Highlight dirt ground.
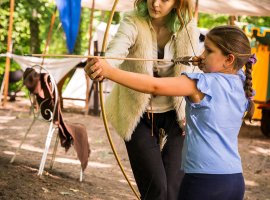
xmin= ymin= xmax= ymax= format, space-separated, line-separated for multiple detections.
xmin=0 ymin=97 xmax=269 ymax=200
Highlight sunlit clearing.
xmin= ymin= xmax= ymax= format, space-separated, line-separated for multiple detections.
xmin=8 ymin=142 xmax=44 ymax=153
xmin=0 ymin=116 xmax=16 ymax=123
xmin=88 ymin=161 xmax=112 ymax=168
xmin=6 ymin=141 xmax=112 ymax=169
xmin=245 ymin=179 xmax=259 ymax=186
xmin=119 ymin=179 xmax=136 ymax=185
xmin=249 ymin=146 xmax=270 ymax=155
xmin=55 ymin=157 xmax=112 ymax=168
xmin=0 ymin=126 xmax=24 ymax=130
xmin=3 ymin=150 xmax=15 ymax=155
xmin=55 ymin=157 xmax=81 ymax=165
xmin=244 ymin=120 xmax=261 ymax=127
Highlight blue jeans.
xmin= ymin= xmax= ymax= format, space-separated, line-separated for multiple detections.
xmin=179 ymin=173 xmax=245 ymax=200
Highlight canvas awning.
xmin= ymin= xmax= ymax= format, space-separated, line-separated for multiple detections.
xmin=81 ymin=0 xmax=270 ymax=16
xmin=198 ymin=0 xmax=270 ymax=16
xmin=0 ymin=53 xmax=83 ymax=83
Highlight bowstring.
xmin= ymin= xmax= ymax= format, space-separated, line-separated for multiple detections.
xmin=177 ymin=9 xmax=198 ymax=124
xmin=180 ymin=10 xmax=197 ymax=59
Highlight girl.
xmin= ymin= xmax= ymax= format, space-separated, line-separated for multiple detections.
xmin=85 ymin=25 xmax=255 ymax=200
xmin=90 ymin=0 xmax=200 ymax=199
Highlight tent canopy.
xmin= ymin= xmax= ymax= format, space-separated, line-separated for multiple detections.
xmin=197 ymin=0 xmax=270 ymax=16
xmin=81 ymin=0 xmax=270 ymax=16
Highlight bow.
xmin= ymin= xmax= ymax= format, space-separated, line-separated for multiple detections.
xmin=98 ymin=0 xmax=140 ymax=199
xmin=175 ymin=9 xmax=200 ymax=120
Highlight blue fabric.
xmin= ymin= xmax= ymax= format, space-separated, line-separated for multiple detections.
xmin=181 ymin=71 xmax=248 ymax=174
xmin=56 ymin=0 xmax=81 ymax=53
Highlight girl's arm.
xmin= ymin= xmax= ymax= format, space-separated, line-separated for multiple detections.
xmin=86 ymin=58 xmax=203 ymax=99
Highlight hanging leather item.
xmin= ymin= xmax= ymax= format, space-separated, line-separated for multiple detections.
xmin=23 ymin=67 xmax=90 ymax=171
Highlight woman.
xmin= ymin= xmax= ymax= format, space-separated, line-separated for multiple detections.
xmin=90 ymin=0 xmax=200 ymax=199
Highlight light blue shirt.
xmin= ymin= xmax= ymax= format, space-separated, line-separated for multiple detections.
xmin=181 ymin=70 xmax=248 ymax=174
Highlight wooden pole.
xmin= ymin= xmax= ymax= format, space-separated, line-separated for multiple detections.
xmin=2 ymin=0 xmax=15 ymax=106
xmin=41 ymin=7 xmax=57 ymax=66
xmin=87 ymin=0 xmax=95 ymax=54
xmin=85 ymin=0 xmax=95 ymax=115
xmin=194 ymin=0 xmax=199 ymax=24
xmin=228 ymin=15 xmax=237 ymax=25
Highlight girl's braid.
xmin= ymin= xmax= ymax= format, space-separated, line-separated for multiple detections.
xmin=244 ymin=61 xmax=255 ymax=121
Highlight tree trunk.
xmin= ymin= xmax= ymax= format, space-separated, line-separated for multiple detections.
xmin=74 ymin=8 xmax=82 ymax=55
xmin=29 ymin=9 xmax=41 ymax=54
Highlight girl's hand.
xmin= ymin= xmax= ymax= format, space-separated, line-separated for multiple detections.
xmin=192 ymin=56 xmax=201 ymax=66
xmin=192 ymin=56 xmax=204 ymax=71
xmin=84 ymin=58 xmax=111 ymax=81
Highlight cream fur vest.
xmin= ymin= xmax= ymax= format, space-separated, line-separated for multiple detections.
xmin=105 ymin=13 xmax=200 ymax=141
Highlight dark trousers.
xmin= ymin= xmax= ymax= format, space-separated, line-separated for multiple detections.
xmin=179 ymin=173 xmax=245 ymax=200
xmin=125 ymin=110 xmax=184 ymax=200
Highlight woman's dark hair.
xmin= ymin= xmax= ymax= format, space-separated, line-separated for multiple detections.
xmin=134 ymin=0 xmax=193 ymax=32
xmin=206 ymin=25 xmax=255 ymax=121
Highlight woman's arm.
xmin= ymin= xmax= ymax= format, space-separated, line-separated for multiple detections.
xmin=86 ymin=58 xmax=201 ymax=98
xmin=105 ymin=13 xmax=138 ymax=67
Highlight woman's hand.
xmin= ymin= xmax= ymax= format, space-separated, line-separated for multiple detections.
xmin=84 ymin=58 xmax=111 ymax=81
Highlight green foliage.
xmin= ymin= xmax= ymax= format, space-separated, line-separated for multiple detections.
xmin=198 ymin=13 xmax=270 ymax=30
xmin=98 ymin=11 xmax=121 ymax=24
xmin=239 ymin=16 xmax=270 ymax=27
xmin=0 ymin=0 xmax=56 ymax=67
xmin=198 ymin=13 xmax=229 ymax=29
xmin=0 ymin=0 xmax=57 ymax=92
xmin=73 ymin=9 xmax=121 ymax=55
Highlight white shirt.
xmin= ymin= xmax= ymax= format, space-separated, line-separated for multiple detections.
xmin=147 ymin=21 xmax=176 ymax=113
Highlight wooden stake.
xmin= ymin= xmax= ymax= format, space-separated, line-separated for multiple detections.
xmin=3 ymin=0 xmax=15 ymax=106
xmin=41 ymin=8 xmax=57 ymax=66
xmin=194 ymin=0 xmax=199 ymax=24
